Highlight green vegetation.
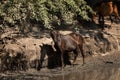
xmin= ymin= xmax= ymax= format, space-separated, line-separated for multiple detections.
xmin=0 ymin=0 xmax=93 ymax=32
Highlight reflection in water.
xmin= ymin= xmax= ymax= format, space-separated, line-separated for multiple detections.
xmin=1 ymin=64 xmax=120 ymax=80
xmin=52 ymin=65 xmax=120 ymax=80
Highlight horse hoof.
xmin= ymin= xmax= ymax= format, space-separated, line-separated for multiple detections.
xmin=72 ymin=64 xmax=75 ymax=67
xmin=82 ymin=63 xmax=85 ymax=66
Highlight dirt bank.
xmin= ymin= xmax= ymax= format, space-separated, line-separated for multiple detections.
xmin=0 ymin=20 xmax=120 ymax=80
xmin=0 ymin=51 xmax=120 ymax=80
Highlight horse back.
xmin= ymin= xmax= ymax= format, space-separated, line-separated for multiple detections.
xmin=69 ymin=33 xmax=84 ymax=45
xmin=96 ymin=1 xmax=113 ymax=16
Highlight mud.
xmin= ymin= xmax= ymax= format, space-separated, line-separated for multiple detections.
xmin=0 ymin=50 xmax=120 ymax=80
xmin=0 ymin=18 xmax=120 ymax=80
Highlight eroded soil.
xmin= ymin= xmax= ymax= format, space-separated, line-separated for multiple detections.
xmin=0 ymin=20 xmax=120 ymax=80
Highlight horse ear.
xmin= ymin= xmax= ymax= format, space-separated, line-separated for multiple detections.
xmin=50 ymin=30 xmax=53 ymax=36
xmin=49 ymin=28 xmax=54 ymax=34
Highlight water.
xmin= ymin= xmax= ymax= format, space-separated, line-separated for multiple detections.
xmin=52 ymin=64 xmax=120 ymax=80
xmin=0 ymin=64 xmax=120 ymax=80
xmin=1 ymin=53 xmax=120 ymax=80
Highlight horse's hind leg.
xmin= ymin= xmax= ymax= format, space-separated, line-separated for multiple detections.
xmin=72 ymin=49 xmax=79 ymax=65
xmin=99 ymin=14 xmax=104 ymax=30
xmin=109 ymin=15 xmax=113 ymax=29
xmin=79 ymin=46 xmax=85 ymax=65
xmin=37 ymin=51 xmax=46 ymax=70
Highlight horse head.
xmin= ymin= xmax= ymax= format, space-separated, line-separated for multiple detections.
xmin=50 ymin=30 xmax=61 ymax=43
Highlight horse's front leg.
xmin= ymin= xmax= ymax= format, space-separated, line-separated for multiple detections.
xmin=61 ymin=52 xmax=65 ymax=70
xmin=37 ymin=51 xmax=46 ymax=70
xmin=99 ymin=14 xmax=104 ymax=30
xmin=108 ymin=15 xmax=113 ymax=28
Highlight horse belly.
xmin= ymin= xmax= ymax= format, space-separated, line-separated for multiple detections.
xmin=101 ymin=4 xmax=113 ymax=16
xmin=65 ymin=42 xmax=76 ymax=51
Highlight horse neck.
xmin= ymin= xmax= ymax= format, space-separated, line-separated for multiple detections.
xmin=53 ymin=33 xmax=62 ymax=49
xmin=54 ymin=33 xmax=62 ymax=42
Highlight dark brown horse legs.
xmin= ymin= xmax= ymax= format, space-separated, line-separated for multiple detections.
xmin=109 ymin=16 xmax=113 ymax=28
xmin=50 ymin=30 xmax=85 ymax=70
xmin=99 ymin=15 xmax=104 ymax=30
xmin=80 ymin=46 xmax=85 ymax=65
xmin=72 ymin=46 xmax=85 ymax=65
xmin=72 ymin=50 xmax=78 ymax=64
xmin=61 ymin=52 xmax=65 ymax=70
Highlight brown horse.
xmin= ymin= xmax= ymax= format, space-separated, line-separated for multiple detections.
xmin=50 ymin=30 xmax=85 ymax=69
xmin=37 ymin=44 xmax=70 ymax=70
xmin=93 ymin=1 xmax=120 ymax=30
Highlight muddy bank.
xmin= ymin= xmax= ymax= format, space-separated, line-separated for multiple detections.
xmin=0 ymin=51 xmax=120 ymax=80
xmin=0 ymin=21 xmax=120 ymax=80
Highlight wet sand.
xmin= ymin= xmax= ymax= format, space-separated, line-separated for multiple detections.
xmin=0 ymin=51 xmax=120 ymax=80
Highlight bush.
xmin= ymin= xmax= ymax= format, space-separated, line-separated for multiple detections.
xmin=0 ymin=0 xmax=93 ymax=31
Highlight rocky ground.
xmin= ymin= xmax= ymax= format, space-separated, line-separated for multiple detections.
xmin=0 ymin=19 xmax=120 ymax=80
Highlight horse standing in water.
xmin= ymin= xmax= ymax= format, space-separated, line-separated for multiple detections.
xmin=50 ymin=30 xmax=85 ymax=69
